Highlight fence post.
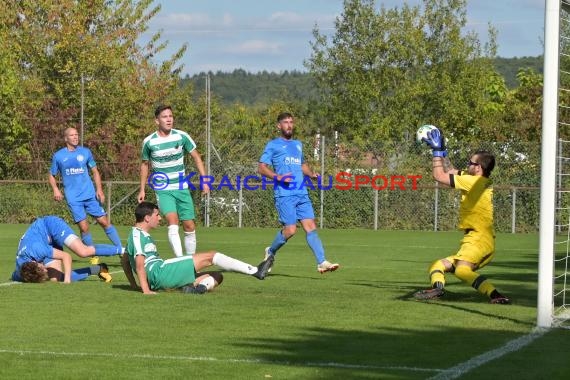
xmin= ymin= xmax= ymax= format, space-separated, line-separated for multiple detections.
xmin=320 ymin=135 xmax=325 ymax=229
xmin=238 ymin=186 xmax=243 ymax=228
xmin=374 ymin=188 xmax=379 ymax=230
xmin=106 ymin=182 xmax=112 ymax=224
xmin=511 ymin=187 xmax=517 ymax=234
xmin=434 ymin=182 xmax=439 ymax=231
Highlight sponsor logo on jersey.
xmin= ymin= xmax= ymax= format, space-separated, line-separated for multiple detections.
xmin=284 ymin=156 xmax=301 ymax=165
xmin=65 ymin=167 xmax=86 ymax=175
xmin=144 ymin=243 xmax=157 ymax=253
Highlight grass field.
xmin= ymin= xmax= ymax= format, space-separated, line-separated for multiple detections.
xmin=1 ymin=224 xmax=569 ymax=379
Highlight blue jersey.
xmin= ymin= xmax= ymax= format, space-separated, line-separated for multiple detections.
xmin=14 ymin=216 xmax=76 ymax=276
xmin=260 ymin=138 xmax=307 ymax=197
xmin=50 ymin=146 xmax=97 ymax=201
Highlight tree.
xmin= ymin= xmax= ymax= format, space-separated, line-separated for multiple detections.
xmin=0 ymin=0 xmax=186 ymax=179
xmin=306 ymin=0 xmax=498 ymax=145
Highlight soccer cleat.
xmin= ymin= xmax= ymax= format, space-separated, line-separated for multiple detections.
xmin=317 ymin=260 xmax=339 ymax=274
xmin=490 ymin=295 xmax=511 ymax=304
xmin=413 ymin=287 xmax=444 ymax=300
xmin=264 ymin=247 xmax=274 ymax=273
xmin=252 ymin=255 xmax=274 ymax=280
xmin=97 ymin=263 xmax=112 ymax=283
xmin=182 ymin=284 xmax=208 ymax=295
xmin=90 ymin=256 xmax=100 ymax=265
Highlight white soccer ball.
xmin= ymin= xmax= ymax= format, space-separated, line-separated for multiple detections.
xmin=416 ymin=124 xmax=437 ymax=144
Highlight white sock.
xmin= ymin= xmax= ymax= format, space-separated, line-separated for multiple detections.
xmin=184 ymin=231 xmax=196 ymax=255
xmin=198 ymin=276 xmax=216 ymax=291
xmin=167 ymin=225 xmax=183 ymax=257
xmin=212 ymin=252 xmax=257 ymax=275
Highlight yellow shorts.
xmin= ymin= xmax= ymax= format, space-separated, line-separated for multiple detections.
xmin=444 ymin=230 xmax=495 ymax=269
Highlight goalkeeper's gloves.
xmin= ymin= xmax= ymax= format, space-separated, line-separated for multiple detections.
xmin=423 ymin=128 xmax=447 ymax=157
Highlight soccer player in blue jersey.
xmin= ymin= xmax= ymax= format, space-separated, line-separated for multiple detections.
xmin=48 ymin=127 xmax=123 ymax=264
xmin=254 ymin=112 xmax=339 ymax=279
xmin=11 ymin=216 xmax=122 ymax=283
xmin=19 ymin=261 xmax=111 ymax=283
xmin=137 ymin=105 xmax=210 ymax=257
xmin=414 ymin=127 xmax=510 ymax=304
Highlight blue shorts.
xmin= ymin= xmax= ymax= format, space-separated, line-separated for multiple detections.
xmin=67 ymin=198 xmax=106 ymax=223
xmin=275 ymin=194 xmax=315 ymax=226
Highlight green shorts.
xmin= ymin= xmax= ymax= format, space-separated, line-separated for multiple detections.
xmin=156 ymin=189 xmax=195 ymax=221
xmin=149 ymin=256 xmax=197 ymax=290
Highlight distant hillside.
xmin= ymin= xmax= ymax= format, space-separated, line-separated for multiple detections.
xmin=183 ymin=56 xmax=543 ymax=105
xmin=494 ymin=56 xmax=543 ymax=88
xmin=182 ymin=69 xmax=319 ymax=106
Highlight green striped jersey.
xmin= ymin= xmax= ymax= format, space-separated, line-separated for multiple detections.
xmin=141 ymin=129 xmax=196 ymax=190
xmin=126 ymin=227 xmax=164 ymax=275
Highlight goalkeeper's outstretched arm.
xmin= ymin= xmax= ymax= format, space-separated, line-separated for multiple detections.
xmin=432 ymin=156 xmax=459 ymax=186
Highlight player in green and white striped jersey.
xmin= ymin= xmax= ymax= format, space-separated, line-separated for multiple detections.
xmin=121 ymin=202 xmax=260 ymax=294
xmin=138 ymin=105 xmax=210 ymax=257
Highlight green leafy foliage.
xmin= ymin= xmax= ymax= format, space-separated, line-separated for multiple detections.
xmin=0 ymin=0 xmax=185 ymax=179
xmin=307 ymin=0 xmax=501 ymax=143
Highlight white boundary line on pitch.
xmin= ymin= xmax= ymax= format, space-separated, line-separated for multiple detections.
xmin=0 ymin=281 xmax=21 ymax=287
xmin=0 ymin=348 xmax=443 ymax=374
xmin=427 ymin=328 xmax=547 ymax=380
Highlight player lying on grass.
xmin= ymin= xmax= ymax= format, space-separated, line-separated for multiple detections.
xmin=19 ymin=261 xmax=112 ymax=283
xmin=121 ymin=201 xmax=261 ymax=295
xmin=11 ymin=215 xmax=123 ymax=283
xmin=414 ymin=126 xmax=510 ymax=304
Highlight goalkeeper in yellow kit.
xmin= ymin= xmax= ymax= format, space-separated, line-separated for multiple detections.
xmin=414 ymin=127 xmax=510 ymax=304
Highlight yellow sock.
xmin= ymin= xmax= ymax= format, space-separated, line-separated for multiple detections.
xmin=455 ymin=265 xmax=496 ymax=297
xmin=428 ymin=260 xmax=446 ymax=288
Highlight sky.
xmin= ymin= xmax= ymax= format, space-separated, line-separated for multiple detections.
xmin=139 ymin=0 xmax=546 ymax=76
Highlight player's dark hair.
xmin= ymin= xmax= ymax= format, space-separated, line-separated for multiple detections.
xmin=277 ymin=112 xmax=293 ymax=123
xmin=135 ymin=201 xmax=159 ymax=222
xmin=20 ymin=261 xmax=49 ymax=283
xmin=154 ymin=105 xmax=172 ymax=118
xmin=474 ymin=150 xmax=495 ymax=178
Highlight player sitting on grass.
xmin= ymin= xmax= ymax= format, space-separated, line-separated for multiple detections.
xmin=11 ymin=215 xmax=122 ymax=283
xmin=19 ymin=261 xmax=112 ymax=283
xmin=414 ymin=126 xmax=510 ymax=304
xmin=121 ymin=201 xmax=262 ymax=295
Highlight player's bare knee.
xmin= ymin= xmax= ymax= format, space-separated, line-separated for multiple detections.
xmin=97 ymin=217 xmax=111 ymax=228
xmin=76 ymin=246 xmax=96 ymax=258
xmin=283 ymin=226 xmax=297 ymax=237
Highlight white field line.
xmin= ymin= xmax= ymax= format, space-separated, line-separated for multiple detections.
xmin=0 ymin=348 xmax=443 ymax=374
xmin=427 ymin=328 xmax=547 ymax=380
xmin=0 ymin=281 xmax=21 ymax=287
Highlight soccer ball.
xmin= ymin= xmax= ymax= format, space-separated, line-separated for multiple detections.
xmin=416 ymin=124 xmax=437 ymax=144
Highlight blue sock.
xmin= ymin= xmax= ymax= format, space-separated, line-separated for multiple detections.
xmin=70 ymin=267 xmax=91 ymax=282
xmin=81 ymin=232 xmax=94 ymax=246
xmin=94 ymin=244 xmax=122 ymax=256
xmin=269 ymin=231 xmax=287 ymax=256
xmin=105 ymin=225 xmax=122 ymax=248
xmin=306 ymin=230 xmax=325 ymax=264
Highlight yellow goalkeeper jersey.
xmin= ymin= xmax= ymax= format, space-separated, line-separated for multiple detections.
xmin=452 ymin=173 xmax=494 ymax=235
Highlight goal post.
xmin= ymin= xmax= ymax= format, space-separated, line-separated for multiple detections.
xmin=537 ymin=0 xmax=561 ymax=328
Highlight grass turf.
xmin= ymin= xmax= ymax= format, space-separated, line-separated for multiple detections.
xmin=0 ymin=224 xmax=568 ymax=379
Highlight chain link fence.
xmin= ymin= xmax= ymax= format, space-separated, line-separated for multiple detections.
xmin=0 ymin=136 xmax=540 ymax=232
